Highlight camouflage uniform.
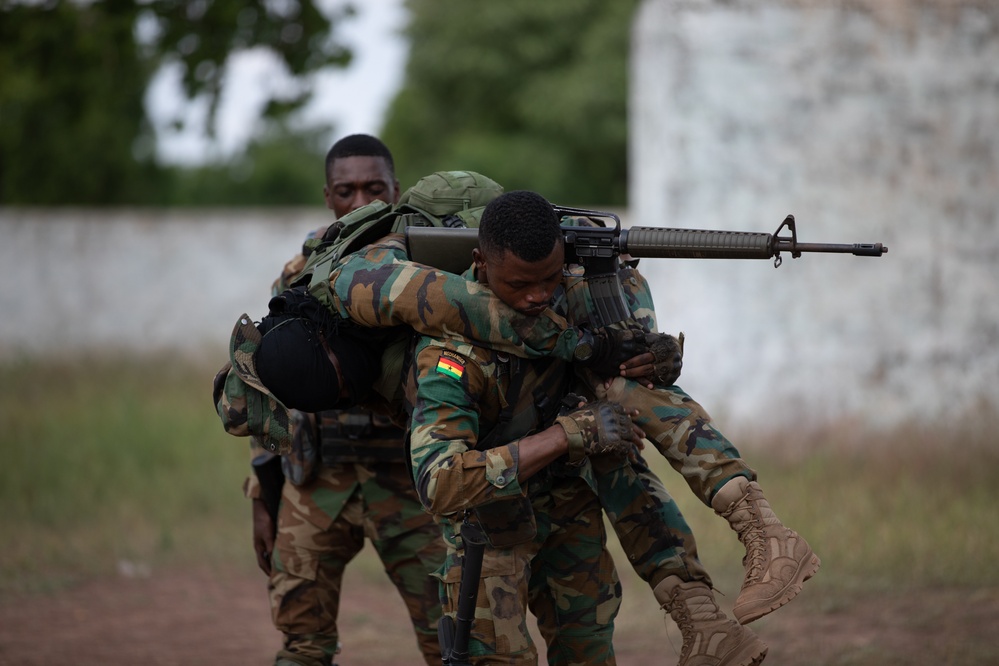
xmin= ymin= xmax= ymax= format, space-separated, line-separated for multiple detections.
xmin=327 ymin=238 xmax=581 ymax=362
xmin=565 ymin=262 xmax=756 ymax=507
xmin=257 ymin=412 xmax=441 ymax=666
xmin=327 ymin=236 xmax=716 ymax=590
xmin=323 ymin=227 xmax=752 ymax=510
xmin=250 ymin=235 xmax=446 ymax=666
xmin=408 ymin=334 xmax=621 ymax=665
xmin=382 ymin=248 xmax=710 ymax=663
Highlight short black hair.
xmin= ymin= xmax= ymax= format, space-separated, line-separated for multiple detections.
xmin=324 ymin=134 xmax=395 ymax=181
xmin=479 ymin=190 xmax=561 ymax=263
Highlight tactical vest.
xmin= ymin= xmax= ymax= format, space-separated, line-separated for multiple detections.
xmin=281 ymin=407 xmax=408 ymax=485
xmin=318 ymin=408 xmax=406 ymax=465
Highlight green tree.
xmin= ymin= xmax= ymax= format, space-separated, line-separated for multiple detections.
xmin=0 ymin=0 xmax=351 ymax=205
xmin=165 ymin=127 xmax=328 ymax=206
xmin=382 ymin=0 xmax=639 ymax=206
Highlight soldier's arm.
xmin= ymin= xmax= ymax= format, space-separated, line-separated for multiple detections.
xmin=408 ymin=341 xmax=570 ymax=516
xmin=408 ymin=340 xmax=525 ymax=516
xmin=328 ymin=235 xmax=581 ymax=362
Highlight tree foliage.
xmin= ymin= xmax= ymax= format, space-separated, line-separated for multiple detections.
xmin=381 ymin=0 xmax=639 ymax=207
xmin=0 ymin=0 xmax=351 ymax=205
xmin=164 ymin=127 xmax=328 ymax=206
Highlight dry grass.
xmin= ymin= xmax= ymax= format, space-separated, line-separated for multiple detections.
xmin=2 ymin=358 xmax=997 ymax=598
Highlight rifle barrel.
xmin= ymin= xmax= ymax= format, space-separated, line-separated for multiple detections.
xmin=622 ymin=227 xmax=887 ymax=259
xmin=778 ymin=241 xmax=887 ymax=256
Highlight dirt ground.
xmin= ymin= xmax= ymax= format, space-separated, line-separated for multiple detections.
xmin=1 ymin=563 xmax=997 ymax=666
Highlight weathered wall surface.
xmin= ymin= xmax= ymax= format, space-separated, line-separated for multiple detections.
xmin=0 ymin=210 xmax=323 ymax=365
xmin=630 ymin=0 xmax=999 ymax=430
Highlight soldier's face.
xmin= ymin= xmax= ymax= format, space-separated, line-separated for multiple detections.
xmin=474 ymin=243 xmax=564 ymax=317
xmin=323 ymin=156 xmax=400 ymax=218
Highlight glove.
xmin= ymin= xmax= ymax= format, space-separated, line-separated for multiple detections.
xmin=573 ymin=325 xmax=650 ymax=378
xmin=646 ymin=331 xmax=684 ymax=386
xmin=555 ymin=399 xmax=636 ymax=463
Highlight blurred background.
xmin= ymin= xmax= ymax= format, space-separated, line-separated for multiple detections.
xmin=1 ymin=0 xmax=998 ymax=664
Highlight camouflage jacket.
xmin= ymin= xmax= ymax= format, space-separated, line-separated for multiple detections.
xmin=408 ymin=331 xmax=572 ymax=549
xmin=326 ymin=234 xmax=581 ymax=361
xmin=403 ymin=255 xmax=583 ymax=539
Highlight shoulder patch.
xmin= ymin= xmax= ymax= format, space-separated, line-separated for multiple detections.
xmin=436 ymin=350 xmax=467 ymax=380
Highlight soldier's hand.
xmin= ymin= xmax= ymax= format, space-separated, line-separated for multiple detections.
xmin=616 ymin=351 xmax=657 ymax=389
xmin=556 ymin=399 xmax=642 ymax=463
xmin=647 ymin=331 xmax=684 ymax=386
xmin=252 ymin=498 xmax=276 ymax=575
xmin=573 ymin=325 xmax=651 ymax=378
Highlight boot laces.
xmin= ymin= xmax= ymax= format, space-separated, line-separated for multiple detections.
xmin=666 ymin=593 xmax=695 ymax=661
xmin=732 ymin=503 xmax=768 ymax=581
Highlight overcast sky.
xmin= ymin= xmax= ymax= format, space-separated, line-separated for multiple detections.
xmin=146 ymin=0 xmax=409 ymax=165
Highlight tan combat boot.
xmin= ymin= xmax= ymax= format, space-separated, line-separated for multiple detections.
xmin=654 ymin=576 xmax=768 ymax=665
xmin=712 ymin=476 xmax=821 ymax=624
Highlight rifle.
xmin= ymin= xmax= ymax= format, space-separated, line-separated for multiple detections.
xmin=406 ymin=210 xmax=887 ymax=325
xmin=439 ymin=519 xmax=488 ymax=666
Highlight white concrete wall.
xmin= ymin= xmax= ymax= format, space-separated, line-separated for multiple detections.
xmin=631 ymin=0 xmax=999 ymax=430
xmin=0 ymin=209 xmax=324 ymax=365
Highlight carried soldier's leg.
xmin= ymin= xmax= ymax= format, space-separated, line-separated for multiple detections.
xmin=270 ymin=478 xmax=366 ymax=666
xmin=590 ymin=452 xmax=768 ymax=665
xmin=361 ymin=465 xmax=447 ymax=666
xmin=599 ymin=377 xmax=820 ymax=625
xmin=710 ymin=475 xmax=820 ymax=624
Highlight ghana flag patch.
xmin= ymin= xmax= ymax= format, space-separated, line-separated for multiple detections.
xmin=436 ymin=351 xmax=466 ymax=380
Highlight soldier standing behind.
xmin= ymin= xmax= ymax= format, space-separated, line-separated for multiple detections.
xmin=244 ymin=134 xmax=445 ymax=666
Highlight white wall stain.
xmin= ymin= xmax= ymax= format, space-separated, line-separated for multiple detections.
xmin=630 ymin=0 xmax=998 ymax=430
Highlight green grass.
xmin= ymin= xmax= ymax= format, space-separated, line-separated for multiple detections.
xmin=3 ymin=358 xmax=998 ymax=603
xmin=0 ymin=357 xmax=254 ymax=595
xmin=627 ymin=414 xmax=999 ymax=597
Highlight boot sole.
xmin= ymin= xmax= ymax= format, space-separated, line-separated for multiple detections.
xmin=727 ymin=634 xmax=769 ymax=665
xmin=735 ymin=549 xmax=821 ymax=625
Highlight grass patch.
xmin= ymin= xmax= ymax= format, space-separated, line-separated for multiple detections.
xmin=1 ymin=357 xmax=254 ymax=596
xmin=3 ymin=357 xmax=998 ymax=605
xmin=611 ymin=408 xmax=999 ymax=599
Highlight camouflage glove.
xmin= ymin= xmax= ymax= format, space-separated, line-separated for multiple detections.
xmin=646 ymin=331 xmax=685 ymax=386
xmin=573 ymin=325 xmax=650 ymax=378
xmin=555 ymin=397 xmax=636 ymax=463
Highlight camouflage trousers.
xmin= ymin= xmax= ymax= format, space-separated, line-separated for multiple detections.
xmin=573 ymin=451 xmax=713 ymax=590
xmin=593 ymin=376 xmax=755 ymax=507
xmin=269 ymin=462 xmax=445 ymax=666
xmin=437 ymin=477 xmax=621 ymax=665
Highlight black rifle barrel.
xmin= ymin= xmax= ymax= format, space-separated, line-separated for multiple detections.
xmin=620 ymin=227 xmax=887 ymax=259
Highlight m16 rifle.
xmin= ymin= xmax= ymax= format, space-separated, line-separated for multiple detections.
xmin=406 ymin=210 xmax=887 ymax=326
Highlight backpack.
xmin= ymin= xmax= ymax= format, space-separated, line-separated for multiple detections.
xmin=393 ymin=169 xmax=505 ymax=229
xmin=290 ymin=170 xmax=504 ymax=309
